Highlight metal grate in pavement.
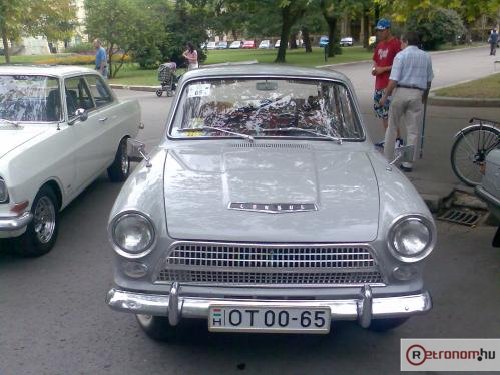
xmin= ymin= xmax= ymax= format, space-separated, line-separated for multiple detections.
xmin=437 ymin=208 xmax=482 ymax=226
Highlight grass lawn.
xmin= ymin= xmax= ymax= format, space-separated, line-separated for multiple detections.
xmin=434 ymin=73 xmax=500 ymax=99
xmin=0 ymin=47 xmax=371 ymax=86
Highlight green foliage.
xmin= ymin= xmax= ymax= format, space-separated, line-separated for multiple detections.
xmin=159 ymin=1 xmax=208 ymax=67
xmin=65 ymin=42 xmax=94 ymax=53
xmin=134 ymin=45 xmax=163 ymax=69
xmin=0 ymin=0 xmax=76 ymax=63
xmin=406 ymin=7 xmax=466 ymax=50
xmin=84 ymin=0 xmax=166 ymax=77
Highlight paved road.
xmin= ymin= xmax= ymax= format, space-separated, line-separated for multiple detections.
xmin=1 ymin=46 xmax=499 ymax=375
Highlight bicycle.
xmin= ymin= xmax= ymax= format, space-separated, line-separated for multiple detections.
xmin=450 ymin=117 xmax=500 ymax=186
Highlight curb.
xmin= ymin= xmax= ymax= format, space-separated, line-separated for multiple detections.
xmin=428 ymin=94 xmax=500 ymax=107
xmin=109 ymin=84 xmax=158 ymax=92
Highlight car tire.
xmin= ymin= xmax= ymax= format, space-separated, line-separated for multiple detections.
xmin=107 ymin=137 xmax=130 ymax=182
xmin=14 ymin=185 xmax=59 ymax=257
xmin=368 ymin=317 xmax=409 ymax=332
xmin=136 ymin=314 xmax=180 ymax=341
xmin=155 ymin=89 xmax=163 ymax=97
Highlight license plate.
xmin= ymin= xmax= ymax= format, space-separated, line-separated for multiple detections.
xmin=208 ymin=306 xmax=331 ymax=334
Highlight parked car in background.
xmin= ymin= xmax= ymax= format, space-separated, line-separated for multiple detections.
xmin=216 ymin=41 xmax=228 ymax=49
xmin=340 ymin=37 xmax=354 ymax=47
xmin=369 ymin=36 xmax=377 ymax=46
xmin=274 ymin=39 xmax=283 ymax=48
xmin=242 ymin=40 xmax=256 ymax=49
xmin=229 ymin=41 xmax=242 ymax=49
xmin=106 ymin=64 xmax=437 ymax=342
xmin=0 ymin=65 xmax=141 ymax=257
xmin=319 ymin=35 xmax=329 ymax=47
xmin=475 ymin=148 xmax=500 ymax=247
xmin=259 ymin=40 xmax=271 ymax=49
xmin=206 ymin=41 xmax=217 ymax=50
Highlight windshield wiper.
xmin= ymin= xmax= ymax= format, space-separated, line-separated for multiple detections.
xmin=177 ymin=125 xmax=254 ymax=142
xmin=261 ymin=127 xmax=342 ymax=144
xmin=0 ymin=118 xmax=20 ymax=127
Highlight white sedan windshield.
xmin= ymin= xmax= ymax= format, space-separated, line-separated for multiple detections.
xmin=170 ymin=78 xmax=363 ymax=140
xmin=0 ymin=75 xmax=61 ymax=122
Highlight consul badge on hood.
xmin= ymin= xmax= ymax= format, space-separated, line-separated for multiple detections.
xmin=228 ymin=202 xmax=318 ymax=213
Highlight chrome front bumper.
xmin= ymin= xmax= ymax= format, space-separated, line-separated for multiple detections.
xmin=106 ymin=283 xmax=432 ymax=329
xmin=0 ymin=212 xmax=32 ymax=233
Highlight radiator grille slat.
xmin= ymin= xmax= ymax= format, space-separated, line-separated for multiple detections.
xmin=155 ymin=243 xmax=384 ymax=286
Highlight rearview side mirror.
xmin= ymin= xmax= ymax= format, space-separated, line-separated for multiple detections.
xmin=68 ymin=108 xmax=88 ymax=125
xmin=127 ymin=138 xmax=151 ymax=167
xmin=390 ymin=144 xmax=415 ymax=165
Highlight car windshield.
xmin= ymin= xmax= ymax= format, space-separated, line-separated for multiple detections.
xmin=169 ymin=78 xmax=364 ymax=140
xmin=0 ymin=75 xmax=61 ymax=122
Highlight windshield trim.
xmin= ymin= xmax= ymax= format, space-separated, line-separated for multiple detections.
xmin=165 ymin=74 xmax=366 ymax=142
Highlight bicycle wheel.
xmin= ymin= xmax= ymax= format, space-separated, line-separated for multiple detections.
xmin=450 ymin=124 xmax=500 ymax=186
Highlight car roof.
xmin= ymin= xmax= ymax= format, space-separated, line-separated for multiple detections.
xmin=0 ymin=65 xmax=97 ymax=78
xmin=181 ymin=63 xmax=351 ymax=83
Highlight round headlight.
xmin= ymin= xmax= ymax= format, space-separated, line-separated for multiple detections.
xmin=388 ymin=215 xmax=435 ymax=262
xmin=112 ymin=213 xmax=155 ymax=257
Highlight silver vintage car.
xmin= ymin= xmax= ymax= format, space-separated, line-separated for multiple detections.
xmin=106 ymin=64 xmax=436 ymax=340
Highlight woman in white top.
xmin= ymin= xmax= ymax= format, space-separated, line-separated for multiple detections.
xmin=182 ymin=42 xmax=198 ymax=70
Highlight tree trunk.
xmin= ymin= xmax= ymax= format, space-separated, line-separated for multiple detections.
xmin=108 ymin=46 xmax=113 ymax=78
xmin=275 ymin=6 xmax=293 ymax=63
xmin=290 ymin=32 xmax=298 ymax=49
xmin=362 ymin=6 xmax=370 ymax=49
xmin=231 ymin=29 xmax=237 ymax=41
xmin=302 ymin=26 xmax=312 ymax=53
xmin=326 ymin=18 xmax=340 ymax=57
xmin=1 ymin=24 xmax=10 ymax=64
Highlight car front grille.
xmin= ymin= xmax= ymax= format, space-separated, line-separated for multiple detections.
xmin=155 ymin=242 xmax=385 ymax=286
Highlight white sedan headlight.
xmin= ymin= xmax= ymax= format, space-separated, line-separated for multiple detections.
xmin=110 ymin=212 xmax=155 ymax=258
xmin=388 ymin=215 xmax=436 ymax=262
xmin=0 ymin=178 xmax=8 ymax=203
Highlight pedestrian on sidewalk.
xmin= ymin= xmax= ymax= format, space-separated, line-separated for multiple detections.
xmin=182 ymin=42 xmax=199 ymax=70
xmin=488 ymin=29 xmax=498 ymax=56
xmin=379 ymin=31 xmax=434 ymax=172
xmin=93 ymin=39 xmax=108 ymax=79
xmin=371 ymin=18 xmax=402 ymax=148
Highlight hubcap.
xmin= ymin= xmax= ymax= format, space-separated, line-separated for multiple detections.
xmin=33 ymin=196 xmax=56 ymax=244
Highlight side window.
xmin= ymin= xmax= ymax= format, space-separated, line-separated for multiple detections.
xmin=85 ymin=75 xmax=113 ymax=108
xmin=64 ymin=76 xmax=95 ymax=118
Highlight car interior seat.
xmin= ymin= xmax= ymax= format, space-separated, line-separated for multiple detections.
xmin=46 ymin=89 xmax=61 ymax=121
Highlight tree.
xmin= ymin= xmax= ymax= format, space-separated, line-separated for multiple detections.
xmin=0 ymin=0 xmax=76 ymax=63
xmin=276 ymin=0 xmax=309 ymax=63
xmin=320 ymin=0 xmax=342 ymax=57
xmin=406 ymin=7 xmax=466 ymax=50
xmin=85 ymin=0 xmax=165 ymax=77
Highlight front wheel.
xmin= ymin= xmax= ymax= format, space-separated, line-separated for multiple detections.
xmin=14 ymin=186 xmax=59 ymax=257
xmin=107 ymin=137 xmax=130 ymax=182
xmin=155 ymin=89 xmax=163 ymax=97
xmin=450 ymin=124 xmax=500 ymax=186
xmin=136 ymin=315 xmax=180 ymax=342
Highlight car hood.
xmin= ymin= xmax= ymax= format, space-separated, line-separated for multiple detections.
xmin=0 ymin=128 xmax=46 ymax=159
xmin=164 ymin=145 xmax=379 ymax=242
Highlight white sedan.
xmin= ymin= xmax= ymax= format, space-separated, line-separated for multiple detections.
xmin=0 ymin=66 xmax=141 ymax=256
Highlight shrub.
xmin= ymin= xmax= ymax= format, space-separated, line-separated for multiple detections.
xmin=406 ymin=7 xmax=465 ymax=50
xmin=35 ymin=53 xmax=132 ymax=65
xmin=65 ymin=42 xmax=94 ymax=54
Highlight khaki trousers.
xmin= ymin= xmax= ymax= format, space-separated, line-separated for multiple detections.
xmin=384 ymin=87 xmax=424 ymax=166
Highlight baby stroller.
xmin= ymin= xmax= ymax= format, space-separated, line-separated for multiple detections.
xmin=156 ymin=62 xmax=178 ymax=97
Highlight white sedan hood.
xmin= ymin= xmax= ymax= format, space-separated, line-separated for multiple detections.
xmin=164 ymin=145 xmax=380 ymax=242
xmin=0 ymin=128 xmax=46 ymax=159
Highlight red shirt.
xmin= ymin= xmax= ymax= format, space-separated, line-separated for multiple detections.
xmin=373 ymin=38 xmax=401 ymax=90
